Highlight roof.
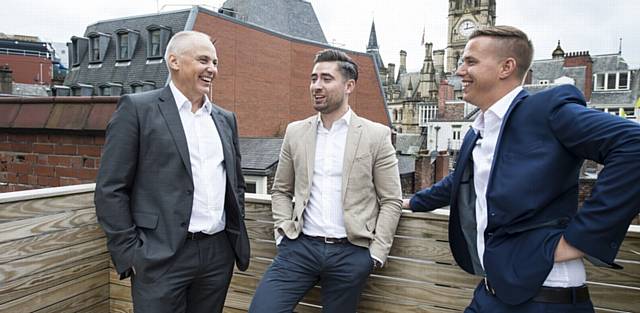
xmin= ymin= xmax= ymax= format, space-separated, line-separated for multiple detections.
xmin=221 ymin=0 xmax=326 ymax=43
xmin=63 ymin=9 xmax=192 ymax=94
xmin=395 ymin=133 xmax=422 ymax=155
xmin=239 ymin=137 xmax=283 ymax=174
xmin=398 ymin=154 xmax=415 ymax=175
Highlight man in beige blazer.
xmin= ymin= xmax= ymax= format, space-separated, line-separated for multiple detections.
xmin=248 ymin=49 xmax=402 ymax=313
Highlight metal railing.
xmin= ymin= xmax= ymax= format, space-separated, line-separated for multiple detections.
xmin=0 ymin=47 xmax=51 ymax=59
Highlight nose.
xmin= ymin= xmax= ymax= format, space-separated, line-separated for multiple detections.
xmin=310 ymin=79 xmax=322 ymax=90
xmin=455 ymin=61 xmax=466 ymax=77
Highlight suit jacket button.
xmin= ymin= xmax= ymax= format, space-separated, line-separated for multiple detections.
xmin=610 ymin=242 xmax=618 ymax=249
xmin=186 ymin=190 xmax=193 ymax=195
xmin=181 ymin=222 xmax=187 ymax=227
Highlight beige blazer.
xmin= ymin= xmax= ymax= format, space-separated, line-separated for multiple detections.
xmin=271 ymin=112 xmax=403 ymax=263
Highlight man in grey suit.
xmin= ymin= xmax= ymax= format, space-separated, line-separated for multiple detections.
xmin=248 ymin=49 xmax=403 ymax=312
xmin=95 ymin=30 xmax=249 ymax=313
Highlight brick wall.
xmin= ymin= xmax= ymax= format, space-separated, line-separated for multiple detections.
xmin=193 ymin=12 xmax=390 ymax=137
xmin=0 ymin=54 xmax=53 ymax=85
xmin=0 ymin=131 xmax=102 ymax=192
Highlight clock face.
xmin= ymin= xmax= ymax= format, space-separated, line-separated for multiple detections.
xmin=458 ymin=20 xmax=477 ymax=37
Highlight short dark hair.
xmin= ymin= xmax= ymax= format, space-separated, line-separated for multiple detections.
xmin=469 ymin=25 xmax=534 ymax=79
xmin=313 ymin=49 xmax=359 ymax=81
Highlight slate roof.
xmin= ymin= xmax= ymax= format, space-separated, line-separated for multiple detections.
xmin=398 ymin=154 xmax=416 ymax=175
xmin=63 ymin=9 xmax=192 ymax=94
xmin=221 ymin=0 xmax=326 ymax=43
xmin=239 ymin=137 xmax=283 ymax=174
xmin=395 ymin=133 xmax=422 ymax=155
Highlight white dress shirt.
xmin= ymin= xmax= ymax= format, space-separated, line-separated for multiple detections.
xmin=302 ymin=109 xmax=352 ymax=239
xmin=170 ymin=82 xmax=227 ymax=235
xmin=471 ymin=85 xmax=585 ymax=287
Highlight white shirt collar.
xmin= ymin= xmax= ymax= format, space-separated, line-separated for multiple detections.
xmin=472 ymin=86 xmax=523 ymax=134
xmin=169 ymin=81 xmax=212 ymax=114
xmin=317 ymin=107 xmax=352 ymax=129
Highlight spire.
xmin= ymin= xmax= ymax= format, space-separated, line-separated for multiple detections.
xmin=552 ymin=40 xmax=565 ymax=59
xmin=367 ymin=20 xmax=379 ymax=50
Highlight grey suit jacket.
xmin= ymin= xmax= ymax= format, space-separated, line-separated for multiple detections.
xmin=95 ymin=86 xmax=249 ymax=283
xmin=271 ymin=112 xmax=403 ymax=263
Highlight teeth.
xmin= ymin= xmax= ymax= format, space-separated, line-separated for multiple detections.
xmin=200 ymin=76 xmax=212 ymax=82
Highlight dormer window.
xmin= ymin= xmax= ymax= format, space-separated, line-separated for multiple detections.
xmin=115 ymin=29 xmax=140 ymax=62
xmin=87 ymin=32 xmax=111 ymax=64
xmin=146 ymin=25 xmax=171 ymax=59
xmin=69 ymin=36 xmax=89 ymax=67
xmin=130 ymin=81 xmax=156 ymax=93
xmin=594 ymin=71 xmax=631 ymax=91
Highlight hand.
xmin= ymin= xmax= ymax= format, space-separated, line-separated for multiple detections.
xmin=402 ymin=198 xmax=411 ymax=209
xmin=371 ymin=259 xmax=382 ymax=271
xmin=554 ymin=236 xmax=585 ymax=262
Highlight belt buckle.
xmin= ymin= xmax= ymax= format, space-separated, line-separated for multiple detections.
xmin=324 ymin=237 xmax=335 ymax=244
xmin=484 ymin=277 xmax=496 ymax=295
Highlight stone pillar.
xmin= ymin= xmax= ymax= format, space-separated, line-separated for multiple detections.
xmin=435 ymin=151 xmax=450 ymax=182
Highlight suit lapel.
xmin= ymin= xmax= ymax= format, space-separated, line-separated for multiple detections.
xmin=341 ymin=113 xmax=363 ymax=203
xmin=157 ymin=86 xmax=192 ymax=178
xmin=487 ymin=89 xmax=529 ymax=190
xmin=304 ymin=115 xmax=319 ymax=191
xmin=210 ymin=105 xmax=234 ymax=175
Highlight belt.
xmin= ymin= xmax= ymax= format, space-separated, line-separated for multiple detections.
xmin=483 ymin=278 xmax=590 ymax=304
xmin=186 ymin=232 xmax=215 ymax=240
xmin=303 ymin=234 xmax=349 ymax=244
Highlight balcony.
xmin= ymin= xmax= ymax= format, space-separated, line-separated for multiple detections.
xmin=1 ymin=184 xmax=639 ymax=312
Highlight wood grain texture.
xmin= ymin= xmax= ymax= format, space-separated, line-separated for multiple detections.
xmin=0 ymin=269 xmax=108 ymax=313
xmin=0 ymin=193 xmax=94 ymax=222
xmin=0 ymin=253 xmax=109 ymax=305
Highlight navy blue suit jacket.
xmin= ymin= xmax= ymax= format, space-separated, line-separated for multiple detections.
xmin=410 ymin=84 xmax=640 ymax=305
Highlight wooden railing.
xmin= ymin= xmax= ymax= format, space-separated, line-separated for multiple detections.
xmin=1 ymin=185 xmax=639 ymax=312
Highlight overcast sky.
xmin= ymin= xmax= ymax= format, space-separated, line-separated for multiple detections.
xmin=2 ymin=0 xmax=638 ymax=71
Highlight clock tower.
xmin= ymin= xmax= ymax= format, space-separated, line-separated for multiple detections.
xmin=445 ymin=0 xmax=496 ymax=73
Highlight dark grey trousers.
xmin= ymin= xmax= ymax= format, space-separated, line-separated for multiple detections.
xmin=131 ymin=231 xmax=235 ymax=313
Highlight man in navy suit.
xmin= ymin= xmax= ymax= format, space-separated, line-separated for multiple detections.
xmin=404 ymin=25 xmax=640 ymax=312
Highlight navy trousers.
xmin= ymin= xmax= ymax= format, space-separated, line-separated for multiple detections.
xmin=248 ymin=235 xmax=372 ymax=313
xmin=464 ymin=280 xmax=595 ymax=313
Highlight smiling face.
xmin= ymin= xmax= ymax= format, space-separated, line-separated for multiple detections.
xmin=168 ymin=35 xmax=217 ymax=106
xmin=455 ymin=36 xmax=508 ymax=111
xmin=309 ymin=61 xmax=354 ymax=115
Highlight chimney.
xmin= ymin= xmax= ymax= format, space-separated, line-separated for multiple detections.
xmin=0 ymin=65 xmax=13 ymax=94
xmin=438 ymin=80 xmax=454 ymax=119
xmin=387 ymin=63 xmax=396 ymax=85
xmin=564 ymin=51 xmax=593 ymax=101
xmin=398 ymin=50 xmax=407 ymax=74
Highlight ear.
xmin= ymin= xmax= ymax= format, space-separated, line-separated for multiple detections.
xmin=344 ymin=79 xmax=356 ymax=95
xmin=498 ymin=57 xmax=517 ymax=80
xmin=168 ymin=54 xmax=180 ymax=71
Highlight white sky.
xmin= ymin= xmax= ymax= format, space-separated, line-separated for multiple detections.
xmin=2 ymin=0 xmax=638 ymax=72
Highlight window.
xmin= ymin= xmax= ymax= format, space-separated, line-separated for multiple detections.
xmin=69 ymin=36 xmax=88 ymax=67
xmin=594 ymin=71 xmax=631 ymax=91
xmin=452 ymin=125 xmax=462 ymax=140
xmin=246 ymin=182 xmax=257 ymax=194
xmin=146 ymin=25 xmax=171 ymax=59
xmin=131 ymin=84 xmax=143 ymax=94
xmin=393 ymin=109 xmax=398 ymax=121
xmin=100 ymin=85 xmax=111 ymax=96
xmin=118 ymin=33 xmax=128 ymax=59
xmin=90 ymin=36 xmax=100 ymax=62
xmin=87 ymin=32 xmax=111 ymax=64
xmin=619 ymin=72 xmax=629 ymax=89
xmin=150 ymin=30 xmax=161 ymax=57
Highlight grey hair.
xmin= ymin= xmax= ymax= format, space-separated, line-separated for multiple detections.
xmin=164 ymin=31 xmax=214 ymax=70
